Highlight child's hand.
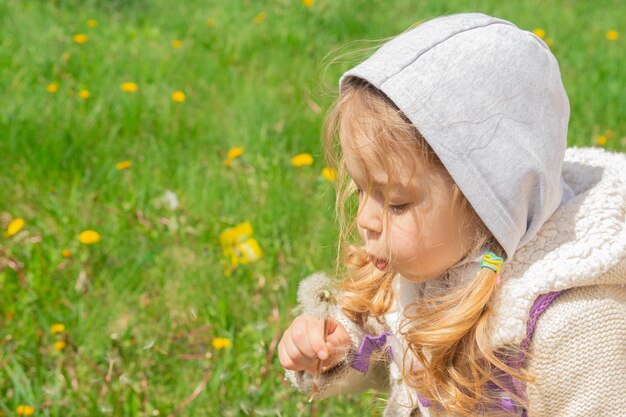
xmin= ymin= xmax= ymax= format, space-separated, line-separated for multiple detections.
xmin=278 ymin=315 xmax=351 ymax=373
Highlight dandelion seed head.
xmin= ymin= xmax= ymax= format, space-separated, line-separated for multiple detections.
xmin=297 ymin=273 xmax=337 ymax=317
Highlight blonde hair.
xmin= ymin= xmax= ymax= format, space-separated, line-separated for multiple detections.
xmin=322 ymin=77 xmax=533 ymax=415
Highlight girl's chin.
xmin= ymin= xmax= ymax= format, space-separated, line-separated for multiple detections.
xmin=401 ymin=271 xmax=439 ymax=283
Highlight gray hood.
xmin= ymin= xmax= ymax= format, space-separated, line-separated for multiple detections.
xmin=340 ymin=13 xmax=575 ymax=259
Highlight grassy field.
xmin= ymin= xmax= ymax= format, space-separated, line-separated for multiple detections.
xmin=0 ymin=0 xmax=624 ymax=416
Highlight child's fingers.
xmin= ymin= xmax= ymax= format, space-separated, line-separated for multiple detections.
xmin=278 ymin=316 xmax=351 ymax=373
xmin=281 ymin=331 xmax=315 ymax=369
xmin=289 ymin=315 xmax=330 ymax=359
xmin=278 ymin=336 xmax=307 ymax=371
xmin=325 ymin=319 xmax=351 ymax=349
xmin=303 ymin=316 xmax=331 ymax=360
xmin=278 ymin=333 xmax=314 ymax=371
xmin=289 ymin=317 xmax=322 ymax=358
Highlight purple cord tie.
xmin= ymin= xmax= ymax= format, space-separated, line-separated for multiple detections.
xmin=350 ymin=332 xmax=393 ymax=374
xmin=418 ymin=395 xmax=432 ymax=407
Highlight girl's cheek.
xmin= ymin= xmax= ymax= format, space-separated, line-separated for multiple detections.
xmin=357 ymin=225 xmax=366 ymax=242
xmin=392 ymin=215 xmax=420 ymax=240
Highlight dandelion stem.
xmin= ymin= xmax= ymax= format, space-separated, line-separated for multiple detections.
xmin=308 ymin=316 xmax=328 ymax=402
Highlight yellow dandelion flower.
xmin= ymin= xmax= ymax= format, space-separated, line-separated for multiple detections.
xmin=223 ymin=159 xmax=232 ymax=167
xmin=545 ymin=37 xmax=554 ymax=47
xmin=322 ymin=167 xmax=337 ymax=182
xmin=115 ymin=160 xmax=132 ymax=170
xmin=47 ymin=83 xmax=58 ymax=93
xmin=4 ymin=218 xmax=25 ymax=238
xmin=532 ymin=28 xmax=546 ymax=39
xmin=62 ymin=52 xmax=71 ymax=62
xmin=73 ymin=34 xmax=88 ymax=44
xmin=207 ymin=18 xmax=216 ymax=27
xmin=50 ymin=323 xmax=66 ymax=334
xmin=171 ymin=91 xmax=186 ymax=103
xmin=54 ymin=340 xmax=67 ymax=351
xmin=79 ymin=230 xmax=101 ymax=244
xmin=303 ymin=0 xmax=314 ymax=7
xmin=235 ymin=238 xmax=262 ymax=264
xmin=16 ymin=405 xmax=35 ymax=416
xmin=596 ymin=135 xmax=607 ymax=146
xmin=219 ymin=222 xmax=253 ymax=248
xmin=78 ymin=89 xmax=90 ymax=99
xmin=291 ymin=153 xmax=314 ymax=167
xmin=219 ymin=222 xmax=262 ymax=271
xmin=606 ymin=30 xmax=619 ymax=41
xmin=212 ymin=337 xmax=231 ymax=349
xmin=227 ymin=146 xmax=244 ymax=160
xmin=604 ymin=129 xmax=615 ymax=138
xmin=120 ymin=82 xmax=139 ymax=93
xmin=62 ymin=248 xmax=73 ymax=258
xmin=87 ymin=19 xmax=97 ymax=28
xmin=172 ymin=39 xmax=182 ymax=48
xmin=254 ymin=11 xmax=267 ymax=24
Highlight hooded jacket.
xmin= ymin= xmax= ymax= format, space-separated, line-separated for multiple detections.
xmin=286 ymin=147 xmax=626 ymax=416
xmin=286 ymin=12 xmax=626 ymax=417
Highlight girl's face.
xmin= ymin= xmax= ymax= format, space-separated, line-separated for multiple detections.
xmin=342 ymin=136 xmax=474 ymax=282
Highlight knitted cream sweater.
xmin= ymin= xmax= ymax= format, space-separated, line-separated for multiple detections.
xmin=286 ymin=148 xmax=626 ymax=416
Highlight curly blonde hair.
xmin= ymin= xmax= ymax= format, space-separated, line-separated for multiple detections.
xmin=322 ymin=77 xmax=533 ymax=415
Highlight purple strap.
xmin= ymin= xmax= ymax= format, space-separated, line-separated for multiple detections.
xmin=351 ymin=332 xmax=393 ymax=373
xmin=507 ymin=290 xmax=565 ymax=415
xmin=521 ymin=291 xmax=564 ymax=352
xmin=417 ymin=395 xmax=431 ymax=407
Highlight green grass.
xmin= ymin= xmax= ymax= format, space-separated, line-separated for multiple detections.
xmin=0 ymin=0 xmax=624 ymax=416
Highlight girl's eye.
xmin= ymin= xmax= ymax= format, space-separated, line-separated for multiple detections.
xmin=390 ymin=203 xmax=410 ymax=214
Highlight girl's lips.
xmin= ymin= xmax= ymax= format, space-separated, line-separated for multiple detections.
xmin=374 ymin=258 xmax=388 ymax=271
xmin=368 ymin=254 xmax=389 ymax=271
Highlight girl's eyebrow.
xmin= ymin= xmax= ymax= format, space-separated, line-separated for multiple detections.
xmin=345 ymin=167 xmax=409 ymax=189
xmin=357 ymin=177 xmax=406 ymax=190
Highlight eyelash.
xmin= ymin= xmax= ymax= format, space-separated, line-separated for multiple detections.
xmin=356 ymin=187 xmax=410 ymax=214
xmin=390 ymin=203 xmax=410 ymax=214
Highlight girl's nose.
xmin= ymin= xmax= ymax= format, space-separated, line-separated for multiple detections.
xmin=357 ymin=196 xmax=383 ymax=235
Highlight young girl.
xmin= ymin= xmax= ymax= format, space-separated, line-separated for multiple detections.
xmin=278 ymin=12 xmax=626 ymax=417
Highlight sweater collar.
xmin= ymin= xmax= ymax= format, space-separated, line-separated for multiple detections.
xmin=488 ymin=148 xmax=626 ymax=347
